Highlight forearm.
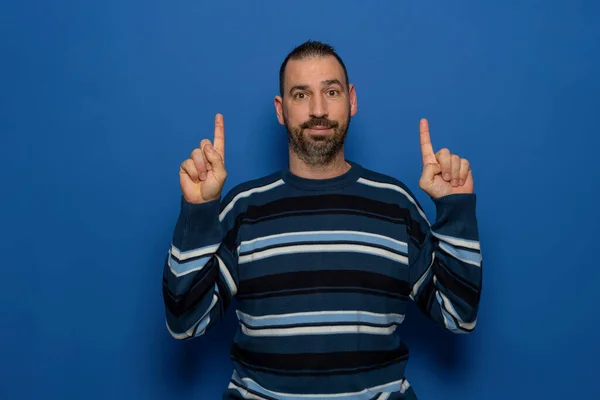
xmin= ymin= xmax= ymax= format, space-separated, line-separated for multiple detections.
xmin=162 ymin=197 xmax=238 ymax=339
xmin=410 ymin=194 xmax=482 ymax=333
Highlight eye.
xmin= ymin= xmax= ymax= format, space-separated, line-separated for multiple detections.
xmin=294 ymin=92 xmax=307 ymax=99
xmin=326 ymin=89 xmax=339 ymax=97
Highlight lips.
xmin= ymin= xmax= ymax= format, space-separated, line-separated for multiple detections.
xmin=305 ymin=126 xmax=333 ymax=135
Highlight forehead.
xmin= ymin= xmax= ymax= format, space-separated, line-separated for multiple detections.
xmin=284 ymin=56 xmax=346 ymax=88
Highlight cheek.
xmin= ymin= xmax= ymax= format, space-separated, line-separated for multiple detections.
xmin=285 ymin=105 xmax=308 ymax=125
xmin=329 ymin=101 xmax=350 ymax=119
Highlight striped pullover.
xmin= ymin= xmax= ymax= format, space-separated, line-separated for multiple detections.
xmin=162 ymin=160 xmax=482 ymax=400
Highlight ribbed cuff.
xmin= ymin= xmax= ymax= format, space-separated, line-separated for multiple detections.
xmin=179 ymin=195 xmax=222 ymax=232
xmin=431 ymin=193 xmax=479 ymax=239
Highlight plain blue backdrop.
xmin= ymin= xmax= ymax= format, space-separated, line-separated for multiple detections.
xmin=1 ymin=1 xmax=599 ymax=399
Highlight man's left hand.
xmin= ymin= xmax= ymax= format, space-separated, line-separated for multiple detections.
xmin=418 ymin=118 xmax=474 ymax=199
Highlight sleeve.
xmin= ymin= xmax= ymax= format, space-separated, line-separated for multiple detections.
xmin=161 ymin=195 xmax=240 ymax=340
xmin=407 ymin=193 xmax=482 ymax=334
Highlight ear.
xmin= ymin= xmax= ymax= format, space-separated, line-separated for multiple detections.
xmin=274 ymin=95 xmax=285 ymax=125
xmin=349 ymin=83 xmax=358 ymax=117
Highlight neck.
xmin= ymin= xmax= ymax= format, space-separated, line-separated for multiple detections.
xmin=288 ymin=149 xmax=350 ymax=179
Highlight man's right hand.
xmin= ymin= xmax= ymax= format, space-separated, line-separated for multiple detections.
xmin=179 ymin=113 xmax=227 ymax=204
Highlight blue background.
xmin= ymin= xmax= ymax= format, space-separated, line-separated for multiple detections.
xmin=1 ymin=1 xmax=599 ymax=399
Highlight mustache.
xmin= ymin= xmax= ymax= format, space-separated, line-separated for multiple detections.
xmin=300 ymin=117 xmax=338 ymax=129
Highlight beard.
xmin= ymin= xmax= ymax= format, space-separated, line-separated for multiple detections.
xmin=284 ymin=107 xmax=351 ymax=166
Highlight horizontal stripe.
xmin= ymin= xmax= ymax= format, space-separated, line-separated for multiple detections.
xmin=240 ymin=324 xmax=398 ymax=337
xmin=236 ymin=310 xmax=405 ymax=329
xmin=230 ymin=341 xmax=409 ymax=374
xmin=232 ymin=330 xmax=404 ymax=354
xmin=239 ymin=251 xmax=409 ymax=284
xmin=238 ymin=213 xmax=411 ymax=251
xmin=239 ymin=230 xmax=408 ymax=255
xmin=231 ymin=370 xmax=406 ymax=400
xmin=239 ymin=243 xmax=408 ymax=265
xmin=238 ymin=291 xmax=409 ymax=322
xmin=237 ymin=270 xmax=411 ymax=300
xmin=219 ymin=179 xmax=285 ymax=222
xmin=239 ymin=194 xmax=423 ymax=241
xmin=356 ymin=177 xmax=429 ymax=224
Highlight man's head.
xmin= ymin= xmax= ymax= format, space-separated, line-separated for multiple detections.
xmin=275 ymin=40 xmax=358 ymax=166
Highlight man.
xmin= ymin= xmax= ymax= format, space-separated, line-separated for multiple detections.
xmin=162 ymin=40 xmax=482 ymax=399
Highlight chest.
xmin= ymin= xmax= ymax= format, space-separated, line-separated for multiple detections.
xmin=234 ymin=211 xmax=412 ymax=296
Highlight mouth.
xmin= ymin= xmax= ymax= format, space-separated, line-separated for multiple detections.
xmin=305 ymin=127 xmax=333 ymax=135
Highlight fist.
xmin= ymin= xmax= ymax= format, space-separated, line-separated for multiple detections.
xmin=179 ymin=113 xmax=227 ymax=204
xmin=418 ymin=118 xmax=474 ymax=198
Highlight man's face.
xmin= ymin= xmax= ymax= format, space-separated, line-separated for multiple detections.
xmin=275 ymin=56 xmax=357 ymax=166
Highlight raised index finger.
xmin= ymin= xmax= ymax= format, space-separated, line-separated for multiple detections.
xmin=213 ymin=113 xmax=225 ymax=157
xmin=419 ymin=118 xmax=436 ymax=165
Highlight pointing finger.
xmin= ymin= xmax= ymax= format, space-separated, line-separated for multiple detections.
xmin=420 ymin=118 xmax=436 ymax=166
xmin=213 ymin=113 xmax=225 ymax=160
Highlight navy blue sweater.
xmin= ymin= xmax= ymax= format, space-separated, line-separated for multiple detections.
xmin=162 ymin=161 xmax=482 ymax=399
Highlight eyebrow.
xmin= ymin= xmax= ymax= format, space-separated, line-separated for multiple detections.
xmin=289 ymin=79 xmax=345 ymax=95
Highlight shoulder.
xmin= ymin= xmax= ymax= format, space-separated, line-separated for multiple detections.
xmin=220 ymin=169 xmax=285 ymax=211
xmin=353 ymin=162 xmax=429 ymax=217
xmin=356 ymin=163 xmax=419 ymax=201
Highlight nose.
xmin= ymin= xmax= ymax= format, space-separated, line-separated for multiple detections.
xmin=309 ymin=94 xmax=328 ymax=118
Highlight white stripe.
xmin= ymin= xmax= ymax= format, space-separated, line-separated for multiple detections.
xmin=432 ymin=231 xmax=480 ymax=251
xmin=241 ymin=324 xmax=397 ymax=337
xmin=239 ymin=230 xmax=407 ymax=249
xmin=165 ymin=294 xmax=218 ymax=339
xmin=170 ymin=243 xmax=219 ymax=261
xmin=439 ymin=242 xmax=481 ymax=267
xmin=400 ymin=379 xmax=411 ymax=393
xmin=232 ymin=370 xmax=406 ymax=399
xmin=228 ymin=381 xmax=270 ymax=400
xmin=238 ymin=243 xmax=408 ymax=265
xmin=219 ymin=179 xmax=285 ymax=222
xmin=411 ymin=254 xmax=435 ymax=297
xmin=357 ymin=177 xmax=429 ymax=224
xmin=217 ymin=255 xmax=238 ymax=295
xmin=435 ymin=279 xmax=477 ymax=331
xmin=237 ymin=309 xmax=404 ymax=322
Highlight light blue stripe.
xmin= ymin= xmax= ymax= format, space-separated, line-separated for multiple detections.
xmin=169 ymin=254 xmax=211 ymax=275
xmin=240 ymin=232 xmax=407 ymax=254
xmin=238 ymin=311 xmax=404 ymax=328
xmin=436 ymin=292 xmax=461 ymax=332
xmin=438 ymin=242 xmax=481 ymax=265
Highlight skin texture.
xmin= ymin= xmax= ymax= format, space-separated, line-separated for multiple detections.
xmin=178 ymin=55 xmax=473 ymax=204
xmin=274 ymin=56 xmax=358 ymax=180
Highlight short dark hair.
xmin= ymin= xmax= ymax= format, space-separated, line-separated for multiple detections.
xmin=279 ymin=40 xmax=349 ymax=97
